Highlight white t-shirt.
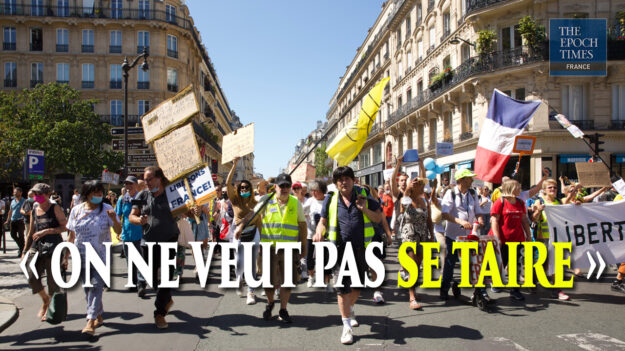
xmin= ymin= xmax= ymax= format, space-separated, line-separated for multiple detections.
xmin=71 ymin=194 xmax=81 ymax=207
xmin=441 ymin=187 xmax=487 ymax=239
xmin=303 ymin=197 xmax=324 ymax=240
xmin=67 ymin=203 xmax=117 ymax=259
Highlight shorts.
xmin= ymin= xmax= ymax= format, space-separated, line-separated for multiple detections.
xmin=333 ymin=243 xmax=367 ymax=295
xmin=258 ymin=245 xmax=299 ymax=288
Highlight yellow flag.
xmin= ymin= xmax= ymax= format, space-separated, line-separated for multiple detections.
xmin=326 ymin=77 xmax=390 ymax=166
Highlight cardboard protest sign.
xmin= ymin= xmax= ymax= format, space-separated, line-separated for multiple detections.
xmin=153 ymin=124 xmax=203 ymax=182
xmin=554 ymin=114 xmax=584 ymax=138
xmin=436 ymin=142 xmax=453 ymax=156
xmin=101 ymin=171 xmax=120 ymax=185
xmin=166 ymin=165 xmax=217 ymax=216
xmin=575 ymin=162 xmax=611 ymax=188
xmin=512 ymin=136 xmax=536 ymax=154
xmin=613 ymin=178 xmax=625 ymax=198
xmin=142 ymin=85 xmax=199 ymax=143
xmin=221 ymin=123 xmax=255 ymax=164
xmin=383 ymin=169 xmax=394 ymax=182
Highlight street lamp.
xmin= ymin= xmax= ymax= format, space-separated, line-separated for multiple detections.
xmin=449 ymin=36 xmax=476 ymax=48
xmin=121 ymin=48 xmax=149 ymax=177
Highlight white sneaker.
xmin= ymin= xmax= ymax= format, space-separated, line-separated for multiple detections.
xmin=350 ymin=308 xmax=358 ymax=327
xmin=340 ymin=327 xmax=353 ymax=344
xmin=400 ymin=269 xmax=409 ymax=282
xmin=261 ymin=290 xmax=266 ymax=296
xmin=373 ymin=290 xmax=385 ymax=304
xmin=558 ymin=291 xmax=570 ymax=301
xmin=307 ymin=276 xmax=315 ymax=288
xmin=246 ymin=292 xmax=256 ymax=305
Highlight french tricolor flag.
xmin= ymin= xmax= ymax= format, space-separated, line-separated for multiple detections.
xmin=475 ymin=89 xmax=542 ymax=183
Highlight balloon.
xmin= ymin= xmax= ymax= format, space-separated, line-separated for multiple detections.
xmin=435 ymin=165 xmax=445 ymax=174
xmin=426 ymin=170 xmax=436 ymax=180
xmin=424 ymin=158 xmax=436 ymax=170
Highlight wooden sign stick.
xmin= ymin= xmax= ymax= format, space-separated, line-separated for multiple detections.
xmin=184 ymin=177 xmax=201 ymax=224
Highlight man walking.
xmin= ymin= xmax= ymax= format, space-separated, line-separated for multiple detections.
xmin=260 ymin=173 xmax=307 ymax=324
xmin=314 ymin=166 xmax=384 ymax=344
xmin=129 ymin=166 xmax=180 ymax=329
xmin=116 ymin=176 xmax=145 ymax=295
xmin=5 ymin=187 xmax=26 ymax=257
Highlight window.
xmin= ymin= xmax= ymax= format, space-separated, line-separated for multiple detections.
xmin=502 ymin=25 xmax=522 ymax=52
xmin=137 ymin=31 xmax=150 ymax=54
xmin=429 ymin=118 xmax=437 ymax=148
xmin=4 ymin=0 xmax=16 ymax=15
xmin=417 ymin=80 xmax=423 ymax=93
xmin=397 ymin=96 xmax=403 ymax=107
xmin=462 ymin=102 xmax=473 ymax=134
xmin=444 ymin=111 xmax=453 ymax=141
xmin=167 ymin=68 xmax=178 ymax=92
xmin=138 ymin=0 xmax=150 ymax=19
xmin=138 ymin=68 xmax=149 ymax=89
xmin=397 ymin=29 xmax=402 ymax=47
xmin=56 ymin=28 xmax=68 ymax=52
xmin=31 ymin=0 xmax=44 ymax=16
xmin=561 ymin=84 xmax=588 ymax=121
xmin=167 ymin=35 xmax=178 ymax=58
xmin=3 ymin=27 xmax=16 ymax=51
xmin=407 ymin=88 xmax=412 ymax=102
xmin=417 ymin=40 xmax=423 ymax=60
xmin=416 ymin=5 xmax=422 ymax=25
xmin=31 ymin=63 xmax=43 ymax=87
xmin=110 ymin=64 xmax=122 ymax=89
xmin=4 ymin=62 xmax=16 ymax=87
xmin=56 ymin=63 xmax=69 ymax=84
xmin=138 ymin=100 xmax=150 ymax=115
xmin=57 ymin=0 xmax=69 ymax=17
xmin=110 ymin=31 xmax=122 ymax=53
xmin=397 ymin=60 xmax=403 ymax=80
xmin=418 ymin=124 xmax=424 ymax=150
xmin=428 ymin=26 xmax=436 ymax=49
xmin=82 ymin=30 xmax=94 ymax=52
xmin=82 ymin=63 xmax=94 ymax=88
xmin=359 ymin=152 xmax=370 ymax=169
xmin=373 ymin=143 xmax=382 ymax=164
xmin=514 ymin=88 xmax=526 ymax=101
xmin=166 ymin=4 xmax=177 ymax=24
xmin=111 ymin=0 xmax=122 ymax=19
xmin=612 ymin=85 xmax=625 ymax=121
xmin=110 ymin=100 xmax=123 ymax=126
xmin=30 ymin=28 xmax=42 ymax=51
xmin=443 ymin=12 xmax=451 ymax=37
xmin=443 ymin=55 xmax=451 ymax=69
xmin=82 ymin=0 xmax=94 ymax=14
xmin=407 ymin=52 xmax=412 ymax=71
xmin=406 ymin=17 xmax=411 ymax=39
xmin=461 ymin=43 xmax=471 ymax=62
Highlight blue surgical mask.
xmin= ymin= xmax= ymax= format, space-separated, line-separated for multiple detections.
xmin=90 ymin=196 xmax=103 ymax=204
xmin=240 ymin=191 xmax=251 ymax=198
xmin=149 ymin=187 xmax=159 ymax=193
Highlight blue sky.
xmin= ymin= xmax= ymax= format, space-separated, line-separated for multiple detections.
xmin=186 ymin=0 xmax=385 ymax=178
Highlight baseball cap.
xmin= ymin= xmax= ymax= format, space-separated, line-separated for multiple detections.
xmin=292 ymin=181 xmax=302 ymax=190
xmin=275 ymin=173 xmax=292 ymax=187
xmin=124 ymin=175 xmax=138 ymax=184
xmin=31 ymin=183 xmax=51 ymax=194
xmin=454 ymin=169 xmax=477 ymax=180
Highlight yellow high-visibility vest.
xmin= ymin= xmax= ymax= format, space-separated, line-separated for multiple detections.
xmin=261 ymin=195 xmax=300 ymax=245
xmin=327 ymin=188 xmax=374 ymax=247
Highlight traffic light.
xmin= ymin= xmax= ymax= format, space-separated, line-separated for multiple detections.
xmin=211 ymin=159 xmax=218 ymax=174
xmin=584 ymin=133 xmax=605 ymax=158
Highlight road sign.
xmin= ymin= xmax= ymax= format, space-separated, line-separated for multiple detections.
xmin=27 ymin=149 xmax=44 ymax=175
xmin=128 ymin=154 xmax=157 ymax=163
xmin=28 ymin=174 xmax=43 ymax=180
xmin=212 ymin=174 xmax=218 ymax=181
xmin=128 ymin=167 xmax=145 ymax=174
xmin=111 ymin=127 xmax=144 ymax=136
xmin=112 ymin=139 xmax=148 ymax=151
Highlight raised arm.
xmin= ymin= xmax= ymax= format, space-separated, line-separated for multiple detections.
xmin=226 ymin=157 xmax=240 ymax=201
xmin=391 ymin=156 xmax=402 ymax=200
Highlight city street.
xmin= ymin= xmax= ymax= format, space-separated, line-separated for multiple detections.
xmin=0 ymin=234 xmax=623 ymax=351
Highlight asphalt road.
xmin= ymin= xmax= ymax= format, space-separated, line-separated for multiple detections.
xmin=0 ymin=238 xmax=624 ymax=351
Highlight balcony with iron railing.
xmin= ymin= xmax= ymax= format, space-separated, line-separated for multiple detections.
xmin=575 ymin=120 xmax=595 ymax=130
xmin=81 ymin=44 xmax=93 ymax=53
xmin=56 ymin=44 xmax=68 ymax=52
xmin=460 ymin=131 xmax=474 ymax=141
xmin=110 ymin=80 xmax=121 ymax=89
xmin=3 ymin=42 xmax=15 ymax=50
xmin=610 ymin=120 xmax=625 ymax=130
xmin=167 ymin=49 xmax=178 ymax=58
xmin=167 ymin=83 xmax=178 ymax=92
xmin=109 ymin=45 xmax=121 ymax=54
xmin=30 ymin=79 xmax=42 ymax=88
xmin=30 ymin=42 xmax=42 ymax=51
xmin=137 ymin=81 xmax=150 ymax=90
xmin=137 ymin=46 xmax=149 ymax=54
xmin=4 ymin=78 xmax=16 ymax=87
xmin=385 ymin=44 xmax=548 ymax=129
xmin=81 ymin=80 xmax=94 ymax=89
xmin=56 ymin=80 xmax=69 ymax=85
xmin=465 ymin=0 xmax=510 ymax=18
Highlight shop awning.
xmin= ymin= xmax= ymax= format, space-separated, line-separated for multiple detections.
xmin=559 ymin=154 xmax=591 ymax=163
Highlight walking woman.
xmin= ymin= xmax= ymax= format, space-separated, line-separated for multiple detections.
xmin=489 ymin=179 xmax=532 ymax=301
xmin=397 ymin=177 xmax=433 ymax=310
xmin=22 ymin=183 xmax=67 ymax=321
xmin=67 ymin=180 xmax=122 ymax=335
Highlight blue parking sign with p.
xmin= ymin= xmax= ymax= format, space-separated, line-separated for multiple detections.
xmin=27 ymin=149 xmax=44 ymax=175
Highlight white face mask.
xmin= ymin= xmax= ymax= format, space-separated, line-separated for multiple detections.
xmin=385 ymin=190 xmax=391 ymax=194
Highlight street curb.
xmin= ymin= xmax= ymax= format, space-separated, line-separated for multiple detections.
xmin=0 ymin=297 xmax=18 ymax=334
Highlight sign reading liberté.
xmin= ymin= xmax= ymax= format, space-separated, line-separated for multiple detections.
xmin=221 ymin=123 xmax=255 ymax=164
xmin=550 ymin=19 xmax=607 ymax=76
xmin=166 ymin=165 xmax=217 ymax=215
xmin=141 ymin=85 xmax=200 ymax=143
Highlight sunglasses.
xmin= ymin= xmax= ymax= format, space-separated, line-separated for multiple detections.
xmin=240 ymin=185 xmax=250 ymax=190
xmin=292 ymin=187 xmax=302 ymax=190
xmin=279 ymin=184 xmax=291 ymax=189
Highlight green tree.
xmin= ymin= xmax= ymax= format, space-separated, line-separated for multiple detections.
xmin=314 ymin=142 xmax=332 ymax=177
xmin=0 ymin=83 xmax=123 ymax=181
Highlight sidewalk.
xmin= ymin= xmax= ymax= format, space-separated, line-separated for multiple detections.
xmin=0 ymin=231 xmax=22 ymax=333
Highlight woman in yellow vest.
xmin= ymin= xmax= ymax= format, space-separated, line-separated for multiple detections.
xmin=313 ymin=166 xmax=384 ymax=345
xmin=530 ymin=178 xmax=570 ymax=300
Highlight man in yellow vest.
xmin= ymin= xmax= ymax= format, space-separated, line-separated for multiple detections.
xmin=260 ymin=173 xmax=307 ymax=324
xmin=314 ymin=166 xmax=384 ymax=345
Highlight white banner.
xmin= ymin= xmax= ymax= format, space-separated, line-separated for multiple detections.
xmin=166 ymin=165 xmax=217 ymax=215
xmin=545 ymin=200 xmax=625 ymax=271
